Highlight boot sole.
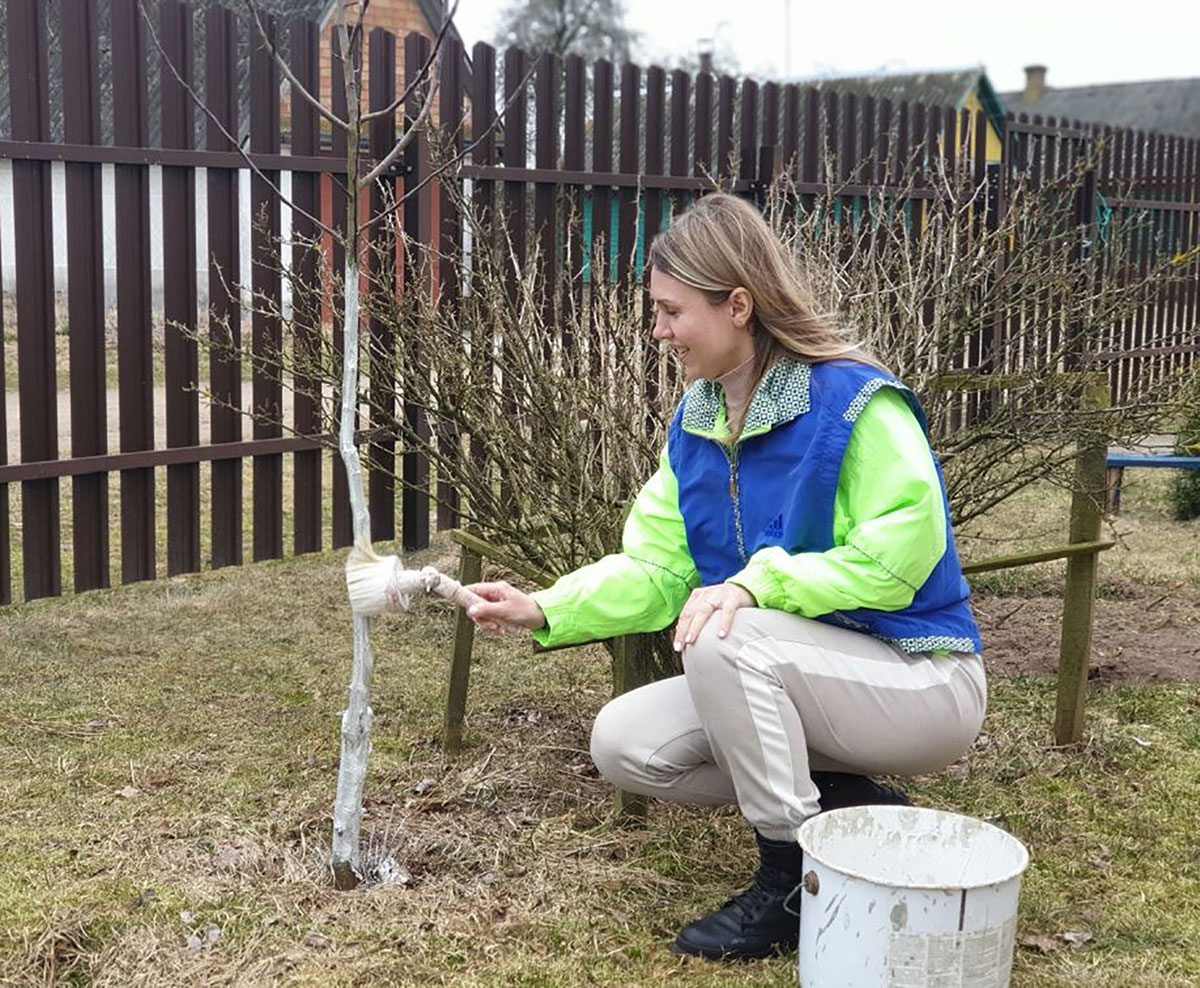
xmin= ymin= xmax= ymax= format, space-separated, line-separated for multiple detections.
xmin=671 ymin=935 xmax=798 ymax=962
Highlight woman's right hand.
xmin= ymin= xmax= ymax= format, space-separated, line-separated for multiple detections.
xmin=463 ymin=581 xmax=546 ymax=635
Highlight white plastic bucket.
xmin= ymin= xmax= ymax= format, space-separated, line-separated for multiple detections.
xmin=796 ymin=806 xmax=1030 ymax=987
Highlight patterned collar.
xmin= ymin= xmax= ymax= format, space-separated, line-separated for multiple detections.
xmin=680 ymin=355 xmax=812 ymax=439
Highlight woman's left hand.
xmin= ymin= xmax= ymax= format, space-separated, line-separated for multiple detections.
xmin=674 ymin=583 xmax=756 ymax=652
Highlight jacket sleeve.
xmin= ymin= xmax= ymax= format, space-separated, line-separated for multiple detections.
xmin=727 ymin=387 xmax=947 ymax=616
xmin=530 ymin=447 xmax=701 ymax=648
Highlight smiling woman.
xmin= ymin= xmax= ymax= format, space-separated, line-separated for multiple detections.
xmin=463 ymin=192 xmax=985 ymax=963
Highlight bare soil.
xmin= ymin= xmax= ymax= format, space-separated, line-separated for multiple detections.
xmin=975 ymin=581 xmax=1200 ymax=683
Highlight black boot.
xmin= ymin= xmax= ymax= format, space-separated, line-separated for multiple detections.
xmin=673 ymin=831 xmax=804 ymax=961
xmin=810 ymin=771 xmax=911 ymax=812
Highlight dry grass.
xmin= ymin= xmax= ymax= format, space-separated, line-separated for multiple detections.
xmin=1 ymin=469 xmax=1198 ymax=985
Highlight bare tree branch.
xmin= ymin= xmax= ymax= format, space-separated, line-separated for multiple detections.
xmin=136 ymin=0 xmax=338 ymax=240
xmin=359 ymin=44 xmax=443 ymax=188
xmin=361 ymin=0 xmax=460 ymax=125
xmin=242 ymin=0 xmax=350 ymax=133
xmin=360 ymin=61 xmax=538 ymax=233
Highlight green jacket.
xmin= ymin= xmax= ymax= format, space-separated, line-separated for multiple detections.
xmin=531 ymin=373 xmax=947 ymax=650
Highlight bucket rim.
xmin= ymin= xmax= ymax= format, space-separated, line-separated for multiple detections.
xmin=797 ymin=805 xmax=1031 ymax=892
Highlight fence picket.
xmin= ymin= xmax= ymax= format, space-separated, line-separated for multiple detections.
xmin=64 ymin=0 xmax=112 ymax=589
xmin=437 ymin=37 xmax=466 ymax=530
xmin=112 ymin=0 xmax=156 ymax=583
xmin=205 ymin=5 xmax=244 ymax=568
xmin=0 ymin=26 xmax=1196 ymax=604
xmin=368 ymin=27 xmax=397 ymax=543
xmin=289 ymin=16 xmax=323 ymax=556
xmin=9 ymin=0 xmax=61 ymax=600
xmin=250 ymin=12 xmax=283 ymax=560
xmin=402 ymin=31 xmax=433 ymax=551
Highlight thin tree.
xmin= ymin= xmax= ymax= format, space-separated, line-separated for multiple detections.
xmin=140 ymin=0 xmax=525 ymax=889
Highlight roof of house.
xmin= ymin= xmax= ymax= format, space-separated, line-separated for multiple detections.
xmin=0 ymin=0 xmax=461 ymax=146
xmin=996 ymin=77 xmax=1200 ymax=138
xmin=804 ymin=67 xmax=1008 ymax=139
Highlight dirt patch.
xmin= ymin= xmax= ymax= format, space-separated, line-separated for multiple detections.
xmin=975 ymin=582 xmax=1200 ymax=683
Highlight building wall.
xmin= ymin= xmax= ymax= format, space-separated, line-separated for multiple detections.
xmin=961 ymin=89 xmax=1003 ymax=162
xmin=316 ymin=0 xmax=435 ymax=115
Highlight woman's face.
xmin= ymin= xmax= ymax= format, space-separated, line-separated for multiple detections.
xmin=649 ymin=268 xmax=755 ymax=382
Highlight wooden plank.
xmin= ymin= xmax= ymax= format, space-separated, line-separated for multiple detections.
xmin=800 ymin=87 xmax=819 ymax=214
xmin=782 ymin=83 xmax=799 ymax=180
xmin=610 ymin=633 xmax=652 ymax=823
xmin=616 ymin=62 xmax=640 ymax=287
xmin=762 ymin=81 xmax=780 ymax=153
xmin=643 ymin=65 xmax=666 ymax=427
xmin=961 ymin=539 xmax=1114 ymax=575
xmin=738 ymin=76 xmax=759 ymax=194
xmin=402 ymin=31 xmax=433 ymax=551
xmin=498 ymin=46 xmax=528 ymax=518
xmin=693 ymin=66 xmax=713 ymax=181
xmin=443 ymin=543 xmax=483 ymax=754
xmin=1186 ymin=138 xmax=1200 ymax=380
xmin=447 ymin=528 xmax=555 ymax=587
xmin=290 ymin=16 xmax=323 ymax=556
xmin=1129 ymin=130 xmax=1149 ymax=398
xmin=469 ymin=41 xmax=497 ymax=481
xmin=161 ymin=0 xmax=201 ymax=577
xmin=860 ymin=95 xmax=876 ymax=187
xmin=206 ymin=5 xmax=243 ymax=568
xmin=437 ymin=38 xmax=466 ymax=530
xmin=717 ymin=73 xmax=735 ymax=179
xmin=368 ymin=27 xmax=397 ymax=543
xmin=1054 ymin=377 xmax=1109 ymax=745
xmin=251 ymin=11 xmax=283 ymax=561
xmin=112 ymin=0 xmax=155 ymax=584
xmin=8 ymin=0 xmax=61 ymax=600
xmin=563 ymin=53 xmax=586 ymax=355
xmin=589 ymin=55 xmax=614 ymax=426
xmin=534 ymin=50 xmax=559 ymax=330
xmin=62 ymin=0 xmax=111 ymax=591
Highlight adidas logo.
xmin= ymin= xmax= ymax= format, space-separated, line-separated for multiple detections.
xmin=763 ymin=513 xmax=783 ymax=540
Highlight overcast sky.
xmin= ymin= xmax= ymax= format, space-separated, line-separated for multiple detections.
xmin=450 ymin=0 xmax=1199 ymax=93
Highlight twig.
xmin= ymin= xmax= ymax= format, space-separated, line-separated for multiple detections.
xmin=136 ymin=0 xmax=337 ymax=240
xmin=242 ymin=0 xmax=350 ymax=133
xmin=361 ymin=0 xmax=460 ymax=125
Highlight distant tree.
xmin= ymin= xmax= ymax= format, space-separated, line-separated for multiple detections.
xmin=663 ymin=36 xmax=741 ymax=77
xmin=493 ymin=0 xmax=638 ymax=62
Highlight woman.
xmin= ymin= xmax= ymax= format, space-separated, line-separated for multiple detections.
xmin=464 ymin=193 xmax=986 ymax=961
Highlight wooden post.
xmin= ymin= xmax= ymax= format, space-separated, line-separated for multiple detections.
xmin=444 ymin=544 xmax=483 ymax=754
xmin=610 ymin=634 xmax=653 ymax=823
xmin=1054 ymin=374 xmax=1109 ymax=745
xmin=1105 ymin=465 xmax=1124 ymax=515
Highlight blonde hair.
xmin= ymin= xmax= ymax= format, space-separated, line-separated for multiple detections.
xmin=648 ymin=193 xmax=886 ymax=434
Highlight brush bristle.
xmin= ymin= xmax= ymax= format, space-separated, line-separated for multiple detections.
xmin=345 ymin=547 xmax=408 ymax=615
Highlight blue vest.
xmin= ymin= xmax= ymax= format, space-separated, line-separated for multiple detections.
xmin=667 ymin=357 xmax=982 ymax=654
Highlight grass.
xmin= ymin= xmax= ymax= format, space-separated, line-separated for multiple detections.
xmin=1 ymin=464 xmax=1198 ymax=984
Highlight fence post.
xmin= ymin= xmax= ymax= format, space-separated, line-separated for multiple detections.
xmin=1054 ymin=373 xmax=1109 ymax=745
xmin=610 ymin=634 xmax=653 ymax=823
xmin=444 ymin=541 xmax=483 ymax=755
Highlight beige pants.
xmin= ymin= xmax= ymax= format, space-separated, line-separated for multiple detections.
xmin=590 ymin=608 xmax=986 ymax=841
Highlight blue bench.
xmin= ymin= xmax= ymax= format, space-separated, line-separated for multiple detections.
xmin=1106 ymin=453 xmax=1200 ymax=513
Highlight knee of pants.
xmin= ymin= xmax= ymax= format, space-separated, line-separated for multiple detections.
xmin=681 ymin=613 xmax=744 ymax=690
xmin=589 ymin=694 xmax=641 ymax=787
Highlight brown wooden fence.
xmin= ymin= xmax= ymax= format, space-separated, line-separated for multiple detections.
xmin=1 ymin=0 xmax=1197 ymax=604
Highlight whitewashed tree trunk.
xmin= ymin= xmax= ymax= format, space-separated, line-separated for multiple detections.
xmin=331 ymin=246 xmax=376 ymax=889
